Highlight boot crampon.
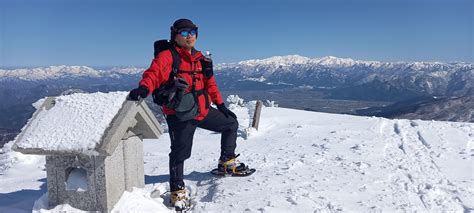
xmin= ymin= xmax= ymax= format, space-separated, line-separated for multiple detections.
xmin=170 ymin=188 xmax=192 ymax=212
xmin=211 ymin=154 xmax=256 ymax=177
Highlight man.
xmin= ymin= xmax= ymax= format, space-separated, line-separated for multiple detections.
xmin=129 ymin=18 xmax=251 ymax=209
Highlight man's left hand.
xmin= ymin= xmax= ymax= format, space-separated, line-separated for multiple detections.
xmin=217 ymin=103 xmax=237 ymax=119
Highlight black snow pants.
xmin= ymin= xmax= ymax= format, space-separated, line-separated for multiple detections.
xmin=166 ymin=107 xmax=239 ymax=191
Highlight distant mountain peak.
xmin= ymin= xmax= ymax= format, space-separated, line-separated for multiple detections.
xmin=224 ymin=55 xmax=380 ymax=69
xmin=238 ymin=55 xmax=311 ymax=66
xmin=314 ymin=56 xmax=358 ymax=67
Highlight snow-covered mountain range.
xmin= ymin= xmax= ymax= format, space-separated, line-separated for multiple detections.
xmin=216 ymin=55 xmax=473 ymax=100
xmin=1 ymin=96 xmax=473 ymax=212
xmin=1 ymin=55 xmax=471 ymax=82
xmin=221 ymin=55 xmax=471 ymax=70
xmin=2 ymin=55 xmax=471 ymax=101
xmin=0 ymin=65 xmax=143 ymax=81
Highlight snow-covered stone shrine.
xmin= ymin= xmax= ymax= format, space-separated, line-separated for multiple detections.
xmin=11 ymin=91 xmax=163 ymax=212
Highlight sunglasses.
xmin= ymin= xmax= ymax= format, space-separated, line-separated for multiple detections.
xmin=178 ymin=29 xmax=197 ymax=37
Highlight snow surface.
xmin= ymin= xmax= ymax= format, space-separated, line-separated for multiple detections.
xmin=1 ymin=103 xmax=473 ymax=212
xmin=13 ymin=91 xmax=129 ymax=155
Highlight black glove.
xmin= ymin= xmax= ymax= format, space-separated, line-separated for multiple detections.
xmin=129 ymin=86 xmax=149 ymax=101
xmin=200 ymin=57 xmax=213 ymax=77
xmin=217 ymin=103 xmax=237 ymax=119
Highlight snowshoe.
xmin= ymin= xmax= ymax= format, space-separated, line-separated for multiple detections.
xmin=211 ymin=154 xmax=256 ymax=177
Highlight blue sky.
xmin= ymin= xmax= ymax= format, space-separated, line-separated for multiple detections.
xmin=0 ymin=0 xmax=472 ymax=67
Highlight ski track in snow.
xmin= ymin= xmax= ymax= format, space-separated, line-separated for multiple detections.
xmin=0 ymin=105 xmax=473 ymax=212
xmin=381 ymin=119 xmax=470 ymax=212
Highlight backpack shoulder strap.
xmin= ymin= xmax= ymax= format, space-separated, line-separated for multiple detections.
xmin=168 ymin=45 xmax=181 ymax=79
xmin=153 ymin=39 xmax=181 ymax=82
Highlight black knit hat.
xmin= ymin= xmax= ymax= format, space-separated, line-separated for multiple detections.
xmin=170 ymin=18 xmax=198 ymax=40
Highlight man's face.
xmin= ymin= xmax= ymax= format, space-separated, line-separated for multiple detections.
xmin=175 ymin=29 xmax=197 ymax=50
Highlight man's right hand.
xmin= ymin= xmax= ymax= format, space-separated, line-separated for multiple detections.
xmin=129 ymin=86 xmax=149 ymax=101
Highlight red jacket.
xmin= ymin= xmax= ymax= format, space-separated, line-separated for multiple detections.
xmin=139 ymin=45 xmax=224 ymax=121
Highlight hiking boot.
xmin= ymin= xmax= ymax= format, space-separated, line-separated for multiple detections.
xmin=217 ymin=154 xmax=249 ymax=174
xmin=170 ymin=187 xmax=190 ymax=211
